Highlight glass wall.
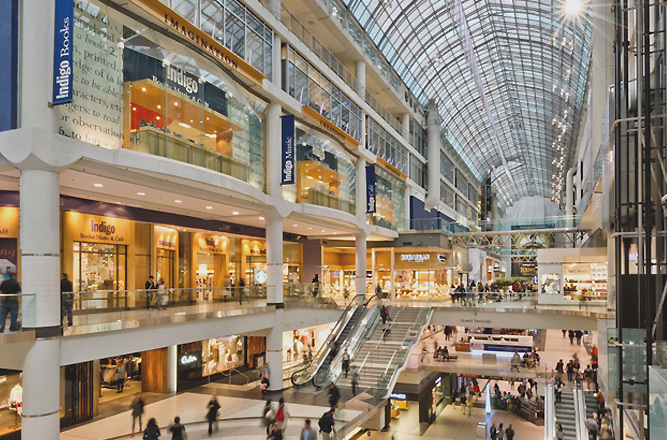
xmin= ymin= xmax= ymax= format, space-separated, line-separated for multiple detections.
xmin=410 ymin=120 xmax=427 ymax=157
xmin=283 ymin=124 xmax=357 ymax=214
xmin=73 ymin=242 xmax=127 ymax=292
xmin=371 ymin=166 xmax=405 ymax=231
xmin=440 ymin=151 xmax=454 ymax=183
xmin=440 ymin=181 xmax=454 ymax=207
xmin=283 ymin=46 xmax=363 ymax=142
xmin=410 ymin=156 xmax=426 ymax=189
xmin=58 ymin=0 xmax=267 ymax=190
xmin=367 ymin=118 xmax=409 ymax=175
xmin=455 ymin=170 xmax=468 ymax=196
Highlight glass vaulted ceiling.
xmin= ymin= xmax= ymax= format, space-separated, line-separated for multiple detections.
xmin=341 ymin=0 xmax=592 ymax=205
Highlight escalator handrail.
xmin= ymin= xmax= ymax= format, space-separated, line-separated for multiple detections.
xmin=290 ymin=294 xmax=364 ymax=385
xmin=312 ymin=296 xmax=380 ymax=387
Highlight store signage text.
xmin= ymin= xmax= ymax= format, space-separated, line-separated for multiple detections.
xmin=461 ymin=318 xmax=492 ymax=325
xmin=158 ymin=239 xmax=176 ymax=248
xmin=435 ymin=376 xmax=442 ymax=385
xmin=437 ymin=254 xmax=447 ymax=263
xmin=79 ymin=219 xmax=125 ymax=242
xmin=400 ymin=254 xmax=430 ymax=263
xmin=390 ymin=393 xmax=407 ymax=400
xmin=52 ymin=0 xmax=74 ymax=105
xmin=180 ymin=354 xmax=198 ymax=365
xmin=166 ymin=64 xmax=199 ymax=95
xmin=281 ymin=114 xmax=295 ymax=185
xmin=366 ymin=165 xmax=376 ymax=214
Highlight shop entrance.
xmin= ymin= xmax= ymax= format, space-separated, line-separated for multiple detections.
xmin=73 ymin=242 xmax=127 ymax=309
xmin=196 ymin=253 xmax=226 ymax=300
xmin=156 ymin=248 xmax=174 ymax=289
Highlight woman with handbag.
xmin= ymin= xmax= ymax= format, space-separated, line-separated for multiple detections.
xmin=168 ymin=416 xmax=186 ymax=440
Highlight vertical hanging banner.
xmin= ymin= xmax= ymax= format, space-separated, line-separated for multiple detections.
xmin=281 ymin=114 xmax=295 ymax=185
xmin=366 ymin=165 xmax=376 ymax=213
xmin=52 ymin=0 xmax=73 ymax=105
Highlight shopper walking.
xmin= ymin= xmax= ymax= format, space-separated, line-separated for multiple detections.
xmin=130 ymin=394 xmax=145 ymax=436
xmin=142 ymin=417 xmax=160 ymax=440
xmin=205 ymin=395 xmax=220 ymax=436
xmin=586 ymin=413 xmax=599 ymax=440
xmin=268 ymin=425 xmax=284 ymax=440
xmin=489 ymin=422 xmax=498 ymax=440
xmin=342 ymin=349 xmax=350 ymax=378
xmin=168 ymin=416 xmax=186 ymax=440
xmin=555 ymin=380 xmax=563 ymax=404
xmin=505 ymin=424 xmax=514 ymax=440
xmin=145 ymin=275 xmax=156 ymax=309
xmin=312 ymin=274 xmax=319 ymax=298
xmin=568 ymin=329 xmax=575 ymax=345
xmin=61 ymin=273 xmax=74 ymax=327
xmin=497 ymin=423 xmax=505 ymax=440
xmin=275 ymin=398 xmax=289 ymax=432
xmin=327 ymin=383 xmax=340 ymax=408
xmin=301 ymin=419 xmax=318 ymax=440
xmin=351 ymin=366 xmax=359 ymax=396
xmin=157 ymin=278 xmax=167 ymax=310
xmin=262 ymin=400 xmax=275 ymax=435
xmin=555 ymin=423 xmax=565 ymax=440
xmin=575 ymin=330 xmax=584 ymax=346
xmin=318 ymin=408 xmax=335 ymax=440
xmin=0 ymin=272 xmax=20 ymax=333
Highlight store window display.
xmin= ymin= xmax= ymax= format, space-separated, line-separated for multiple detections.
xmin=283 ymin=325 xmax=334 ymax=367
xmin=73 ymin=242 xmax=127 ymax=295
xmin=202 ymin=336 xmax=245 ymax=376
xmin=282 ymin=124 xmax=357 ymax=215
xmin=371 ymin=166 xmax=406 ymax=231
xmin=58 ymin=0 xmax=267 ymax=190
xmin=0 ymin=371 xmax=22 ymax=435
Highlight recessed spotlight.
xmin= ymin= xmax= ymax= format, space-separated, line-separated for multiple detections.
xmin=259 ymin=216 xmax=265 ymax=220
xmin=93 ymin=183 xmax=104 ymax=187
xmin=205 ymin=206 xmax=213 ymax=210
xmin=137 ymin=192 xmax=145 ymax=196
xmin=293 ymin=224 xmax=298 ymax=227
xmin=232 ymin=211 xmax=240 ymax=215
xmin=321 ymin=229 xmax=326 ymax=232
xmin=308 ymin=227 xmax=313 ymax=230
xmin=174 ymin=200 xmax=182 ymax=203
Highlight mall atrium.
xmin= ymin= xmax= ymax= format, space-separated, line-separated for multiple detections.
xmin=0 ymin=0 xmax=664 ymax=439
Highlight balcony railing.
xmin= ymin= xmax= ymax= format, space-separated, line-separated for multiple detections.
xmin=0 ymin=293 xmax=36 ymax=333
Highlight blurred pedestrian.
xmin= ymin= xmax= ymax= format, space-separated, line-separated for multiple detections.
xmin=206 ymin=395 xmax=220 ymax=436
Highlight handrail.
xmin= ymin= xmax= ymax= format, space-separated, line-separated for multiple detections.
xmin=227 ymin=368 xmax=250 ymax=386
xmin=358 ymin=305 xmax=404 ymax=374
xmin=574 ymin=383 xmax=587 ymax=440
xmin=290 ymin=294 xmax=363 ymax=386
xmin=544 ymin=378 xmax=556 ymax=440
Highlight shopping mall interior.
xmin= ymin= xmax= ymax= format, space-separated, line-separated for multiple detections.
xmin=0 ymin=0 xmax=665 ymax=438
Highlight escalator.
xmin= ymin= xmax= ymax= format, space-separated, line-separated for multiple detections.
xmin=290 ymin=295 xmax=375 ymax=386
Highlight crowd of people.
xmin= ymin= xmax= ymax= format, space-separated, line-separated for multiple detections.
xmin=449 ymin=280 xmax=537 ymax=305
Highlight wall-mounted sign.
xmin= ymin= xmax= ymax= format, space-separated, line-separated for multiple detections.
xmin=437 ymin=254 xmax=447 ymax=263
xmin=434 ymin=376 xmax=442 ymax=385
xmin=366 ymin=165 xmax=376 ymax=214
xmin=254 ymin=269 xmax=267 ymax=285
xmin=179 ymin=351 xmax=200 ymax=368
xmin=302 ymin=106 xmax=361 ymax=149
xmin=195 ymin=233 xmax=227 ymax=254
xmin=66 ymin=212 xmax=133 ymax=245
xmin=400 ymin=254 xmax=430 ymax=263
xmin=281 ymin=114 xmax=295 ymax=185
xmin=390 ymin=393 xmax=407 ymax=401
xmin=52 ymin=0 xmax=73 ymax=105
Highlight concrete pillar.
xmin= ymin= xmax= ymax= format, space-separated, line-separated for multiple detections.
xmin=425 ymin=100 xmax=441 ymax=209
xmin=267 ymin=103 xmax=282 ymax=198
xmin=356 ymin=157 xmax=367 ymax=221
xmin=566 ymin=166 xmax=577 ymax=217
xmin=266 ymin=309 xmax=284 ymax=390
xmin=19 ymin=169 xmax=61 ymax=440
xmin=401 ymin=113 xmax=410 ymax=142
xmin=355 ymin=232 xmax=367 ymax=299
xmin=21 ymin=0 xmax=57 ymax=131
xmin=265 ymin=210 xmax=284 ymax=305
xmin=168 ymin=345 xmax=178 ymax=394
xmin=272 ymin=34 xmax=282 ymax=87
xmin=354 ymin=60 xmax=366 ymax=98
xmin=266 ymin=0 xmax=281 ymax=17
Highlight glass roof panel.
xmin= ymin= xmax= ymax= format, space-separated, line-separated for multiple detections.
xmin=342 ymin=0 xmax=592 ymax=204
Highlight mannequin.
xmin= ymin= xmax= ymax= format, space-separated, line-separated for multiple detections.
xmin=9 ymin=383 xmax=22 ymax=426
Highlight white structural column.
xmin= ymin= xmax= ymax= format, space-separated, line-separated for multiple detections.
xmin=168 ymin=345 xmax=178 ymax=394
xmin=355 ymin=61 xmax=366 ymax=98
xmin=265 ymin=210 xmax=284 ymax=305
xmin=266 ymin=309 xmax=284 ymax=390
xmin=356 ymin=157 xmax=367 ymax=221
xmin=20 ymin=169 xmax=61 ymax=440
xmin=267 ymin=103 xmax=283 ymax=198
xmin=355 ymin=232 xmax=367 ymax=300
xmin=425 ymin=100 xmax=441 ymax=209
xmin=566 ymin=166 xmax=577 ymax=218
xmin=21 ymin=0 xmax=57 ymax=130
xmin=401 ymin=113 xmax=410 ymax=141
xmin=272 ymin=34 xmax=282 ymax=87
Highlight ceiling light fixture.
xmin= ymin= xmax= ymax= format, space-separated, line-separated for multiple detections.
xmin=259 ymin=216 xmax=265 ymax=220
xmin=205 ymin=206 xmax=213 ymax=210
xmin=232 ymin=211 xmax=240 ymax=215
xmin=174 ymin=200 xmax=182 ymax=203
xmin=137 ymin=192 xmax=145 ymax=196
xmin=93 ymin=183 xmax=104 ymax=188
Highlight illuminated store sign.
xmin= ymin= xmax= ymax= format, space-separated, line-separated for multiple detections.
xmin=52 ymin=0 xmax=73 ymax=105
xmin=400 ymin=254 xmax=431 ymax=263
xmin=390 ymin=393 xmax=407 ymax=400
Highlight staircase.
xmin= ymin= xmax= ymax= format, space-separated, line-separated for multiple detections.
xmin=583 ymin=391 xmax=598 ymax=418
xmin=555 ymin=387 xmax=577 ymax=440
xmin=337 ymin=307 xmax=426 ymax=391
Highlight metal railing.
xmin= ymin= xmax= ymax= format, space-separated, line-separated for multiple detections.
xmin=544 ymin=378 xmax=556 ymax=440
xmin=67 ymin=286 xmax=268 ymax=313
xmin=574 ymin=382 xmax=588 ymax=440
xmin=0 ymin=293 xmax=36 ymax=332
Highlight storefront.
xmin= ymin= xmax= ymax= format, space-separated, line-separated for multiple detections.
xmin=371 ymin=163 xmax=406 ymax=232
xmin=537 ymin=247 xmax=608 ymax=305
xmin=320 ymin=247 xmax=365 ymax=296
xmin=0 ymin=207 xmax=20 ymax=281
xmin=0 ymin=369 xmax=23 ymax=437
xmin=394 ymin=249 xmax=453 ymax=299
xmin=282 ymin=123 xmax=357 ymax=215
xmin=283 ymin=323 xmax=335 ymax=366
xmin=391 ymin=373 xmax=449 ymax=426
